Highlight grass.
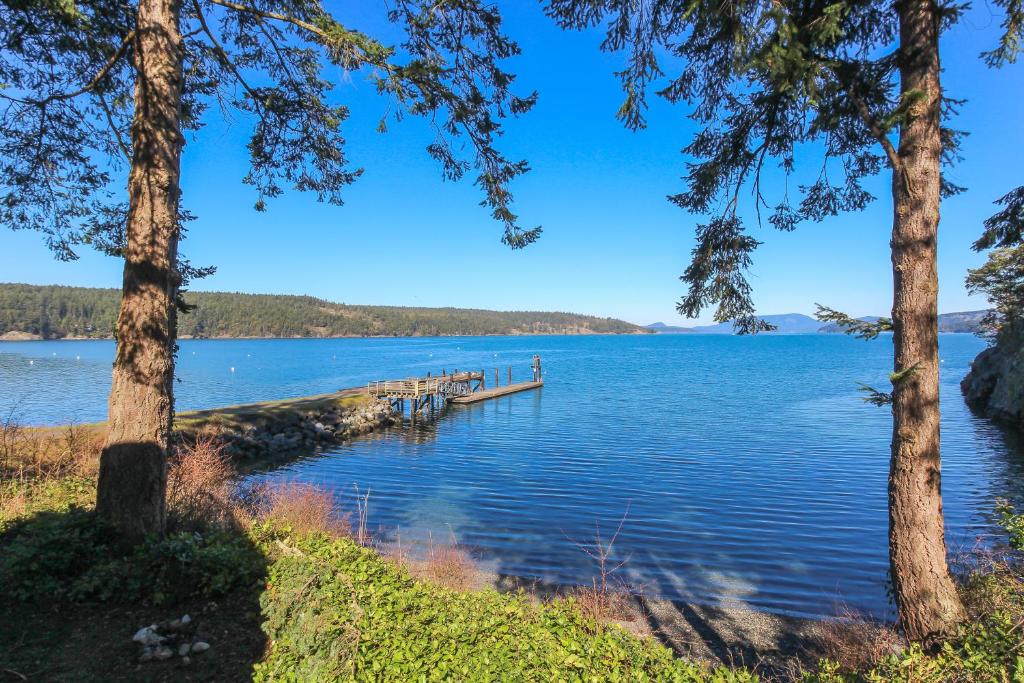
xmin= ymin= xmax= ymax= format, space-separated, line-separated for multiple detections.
xmin=1 ymin=388 xmax=371 ymax=478
xmin=1 ymin=440 xmax=1023 ymax=682
xmin=173 ymin=389 xmax=369 ymax=437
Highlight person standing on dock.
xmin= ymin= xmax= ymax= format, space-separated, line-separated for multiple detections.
xmin=532 ymin=355 xmax=542 ymax=382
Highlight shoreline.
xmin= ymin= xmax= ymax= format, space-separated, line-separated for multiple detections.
xmin=10 ymin=390 xmax=894 ymax=673
xmin=0 ymin=330 xmax=652 ymax=342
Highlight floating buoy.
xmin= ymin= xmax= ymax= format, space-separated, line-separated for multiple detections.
xmin=76 ymin=356 xmax=80 ymax=360
xmin=230 ymin=366 xmax=235 ymax=373
xmin=29 ymin=360 xmax=34 ymax=365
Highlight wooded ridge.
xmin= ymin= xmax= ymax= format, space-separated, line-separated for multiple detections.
xmin=0 ymin=284 xmax=647 ymax=339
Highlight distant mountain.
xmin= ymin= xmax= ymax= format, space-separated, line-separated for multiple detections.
xmin=817 ymin=316 xmax=882 ymax=334
xmin=647 ymin=314 xmax=822 ymax=335
xmin=647 ymin=310 xmax=991 ymax=335
xmin=937 ymin=310 xmax=990 ymax=333
xmin=644 ymin=322 xmax=695 ymax=334
xmin=818 ymin=310 xmax=989 ymax=334
xmin=692 ymin=313 xmax=823 ymax=335
xmin=0 ymin=283 xmax=650 ymax=339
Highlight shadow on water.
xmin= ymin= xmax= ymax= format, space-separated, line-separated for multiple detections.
xmin=489 ymin=569 xmax=822 ymax=671
xmin=0 ymin=507 xmax=268 ymax=682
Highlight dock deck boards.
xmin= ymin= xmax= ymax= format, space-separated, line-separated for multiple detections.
xmin=450 ymin=380 xmax=543 ymax=404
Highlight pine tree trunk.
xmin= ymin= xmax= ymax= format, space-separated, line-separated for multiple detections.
xmin=95 ymin=0 xmax=184 ymax=543
xmin=889 ymin=0 xmax=967 ymax=644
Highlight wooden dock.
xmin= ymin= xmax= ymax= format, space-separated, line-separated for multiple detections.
xmin=367 ymin=355 xmax=543 ymax=421
xmin=450 ymin=380 xmax=543 ymax=404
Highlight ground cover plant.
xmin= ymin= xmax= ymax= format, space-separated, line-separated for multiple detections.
xmin=1 ymin=434 xmax=1022 ymax=681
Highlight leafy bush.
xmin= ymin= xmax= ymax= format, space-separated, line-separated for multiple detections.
xmin=997 ymin=499 xmax=1024 ymax=551
xmin=0 ymin=500 xmax=263 ymax=605
xmin=251 ymin=525 xmax=755 ymax=683
xmin=0 ymin=506 xmax=114 ymax=601
xmin=71 ymin=530 xmax=264 ymax=605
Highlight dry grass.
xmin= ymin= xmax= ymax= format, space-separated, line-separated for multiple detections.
xmin=562 ymin=504 xmax=638 ymax=627
xmin=266 ymin=482 xmax=351 ymax=538
xmin=958 ymin=553 xmax=1024 ymax=622
xmin=0 ymin=411 xmax=102 ymax=481
xmin=809 ymin=607 xmax=903 ymax=673
xmin=570 ymin=581 xmax=637 ymax=624
xmin=166 ymin=433 xmax=238 ymax=531
xmin=390 ymin=532 xmax=481 ymax=592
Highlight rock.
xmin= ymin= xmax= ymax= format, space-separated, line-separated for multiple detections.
xmin=178 ymin=643 xmax=192 ymax=656
xmin=167 ymin=614 xmax=192 ymax=631
xmin=154 ymin=646 xmax=174 ymax=661
xmin=962 ymin=325 xmax=1024 ymax=429
xmin=133 ymin=626 xmax=164 ymax=646
xmin=191 ymin=641 xmax=211 ymax=654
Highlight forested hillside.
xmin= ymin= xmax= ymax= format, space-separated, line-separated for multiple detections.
xmin=0 ymin=284 xmax=645 ymax=339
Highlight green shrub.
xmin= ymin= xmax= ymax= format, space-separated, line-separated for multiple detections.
xmin=251 ymin=525 xmax=755 ymax=683
xmin=996 ymin=499 xmax=1024 ymax=551
xmin=0 ymin=504 xmax=263 ymax=605
xmin=0 ymin=506 xmax=114 ymax=601
xmin=71 ymin=529 xmax=265 ymax=604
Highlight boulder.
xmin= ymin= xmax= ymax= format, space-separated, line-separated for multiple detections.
xmin=962 ymin=325 xmax=1024 ymax=429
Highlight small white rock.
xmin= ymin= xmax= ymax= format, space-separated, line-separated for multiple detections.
xmin=178 ymin=643 xmax=191 ymax=656
xmin=181 ymin=614 xmax=192 ymax=625
xmin=154 ymin=646 xmax=174 ymax=660
xmin=191 ymin=641 xmax=210 ymax=654
xmin=132 ymin=626 xmax=164 ymax=646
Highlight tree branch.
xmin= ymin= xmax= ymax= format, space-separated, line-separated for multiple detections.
xmin=1 ymin=31 xmax=135 ymax=106
xmin=847 ymin=88 xmax=902 ymax=172
xmin=206 ymin=0 xmax=325 ymax=37
xmin=97 ymin=92 xmax=131 ymax=159
xmin=191 ymin=0 xmax=265 ymax=119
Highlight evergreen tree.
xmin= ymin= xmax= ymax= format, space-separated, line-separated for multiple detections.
xmin=967 ymin=186 xmax=1024 ymax=333
xmin=1 ymin=0 xmax=538 ymax=541
xmin=546 ymin=0 xmax=1023 ymax=643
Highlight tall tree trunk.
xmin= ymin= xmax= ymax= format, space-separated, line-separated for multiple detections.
xmin=889 ymin=0 xmax=966 ymax=644
xmin=95 ymin=0 xmax=184 ymax=543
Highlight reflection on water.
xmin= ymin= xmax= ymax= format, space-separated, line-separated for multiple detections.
xmin=3 ymin=334 xmax=1023 ymax=619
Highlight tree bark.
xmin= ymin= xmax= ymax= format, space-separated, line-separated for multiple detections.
xmin=95 ymin=0 xmax=184 ymax=543
xmin=889 ymin=0 xmax=967 ymax=644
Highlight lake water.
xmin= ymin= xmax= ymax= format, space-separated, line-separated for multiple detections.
xmin=2 ymin=334 xmax=1022 ymax=619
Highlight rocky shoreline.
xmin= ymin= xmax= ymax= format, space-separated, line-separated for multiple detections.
xmin=174 ymin=393 xmax=399 ymax=461
xmin=961 ymin=325 xmax=1024 ymax=430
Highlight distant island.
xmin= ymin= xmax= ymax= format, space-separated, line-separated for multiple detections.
xmin=647 ymin=310 xmax=990 ymax=335
xmin=0 ymin=283 xmax=648 ymax=339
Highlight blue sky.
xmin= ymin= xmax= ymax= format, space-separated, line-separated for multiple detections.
xmin=1 ymin=2 xmax=1022 ymax=325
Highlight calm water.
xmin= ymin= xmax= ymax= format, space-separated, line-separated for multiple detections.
xmin=2 ymin=334 xmax=1022 ymax=619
